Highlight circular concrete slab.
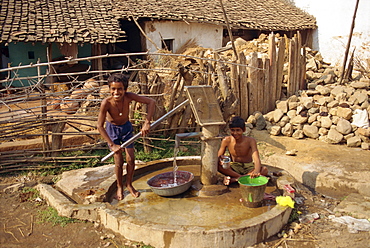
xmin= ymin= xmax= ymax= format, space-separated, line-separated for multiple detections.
xmin=114 ymin=165 xmax=273 ymax=228
xmin=52 ymin=157 xmax=291 ymax=248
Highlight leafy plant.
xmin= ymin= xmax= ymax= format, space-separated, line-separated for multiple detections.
xmin=20 ymin=187 xmax=41 ymax=202
xmin=37 ymin=206 xmax=82 ymax=227
xmin=288 ymin=208 xmax=300 ymax=223
xmin=134 ymin=137 xmax=200 ymax=162
xmin=131 ymin=242 xmax=155 ymax=248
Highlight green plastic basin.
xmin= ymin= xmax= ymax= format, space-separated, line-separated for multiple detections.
xmin=238 ymin=175 xmax=268 ymax=186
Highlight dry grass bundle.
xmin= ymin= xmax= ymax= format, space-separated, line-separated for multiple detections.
xmin=149 ymin=49 xmax=177 ymax=69
xmin=175 ymin=38 xmax=198 ymax=54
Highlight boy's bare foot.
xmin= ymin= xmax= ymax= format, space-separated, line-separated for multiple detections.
xmin=130 ymin=190 xmax=140 ymax=198
xmin=223 ymin=176 xmax=238 ymax=185
xmin=114 ymin=187 xmax=124 ymax=201
xmin=127 ymin=185 xmax=140 ymax=198
xmin=224 ymin=176 xmax=231 ymax=185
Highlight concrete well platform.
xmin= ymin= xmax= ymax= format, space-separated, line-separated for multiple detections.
xmin=34 ymin=128 xmax=370 ymax=247
xmin=36 ymin=156 xmax=291 ymax=248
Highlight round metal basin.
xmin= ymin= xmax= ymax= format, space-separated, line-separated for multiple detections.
xmin=147 ymin=170 xmax=194 ymax=196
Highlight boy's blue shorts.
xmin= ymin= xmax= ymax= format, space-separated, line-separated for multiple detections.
xmin=106 ymin=121 xmax=134 ymax=149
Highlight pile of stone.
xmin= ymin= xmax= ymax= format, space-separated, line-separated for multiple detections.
xmin=209 ymin=35 xmax=370 ymax=150
xmin=247 ymin=70 xmax=370 ymax=150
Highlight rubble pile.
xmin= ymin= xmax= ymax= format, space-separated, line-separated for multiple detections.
xmin=165 ymin=35 xmax=370 ymax=150
xmin=203 ymin=35 xmax=370 ymax=150
xmin=252 ymin=69 xmax=370 ymax=150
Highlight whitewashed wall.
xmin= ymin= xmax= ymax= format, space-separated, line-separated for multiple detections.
xmin=294 ymin=0 xmax=370 ymax=67
xmin=144 ymin=21 xmax=223 ymax=53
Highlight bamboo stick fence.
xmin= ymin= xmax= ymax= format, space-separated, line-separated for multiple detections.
xmin=0 ymin=33 xmax=306 ymax=173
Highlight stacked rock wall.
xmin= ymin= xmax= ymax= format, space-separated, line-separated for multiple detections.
xmin=258 ymin=73 xmax=370 ymax=150
xmin=242 ymin=44 xmax=369 ymax=150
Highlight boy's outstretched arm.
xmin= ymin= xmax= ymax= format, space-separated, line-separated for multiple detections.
xmin=129 ymin=92 xmax=156 ymax=136
xmin=142 ymin=97 xmax=155 ymax=136
xmin=217 ymin=137 xmax=241 ymax=178
xmin=249 ymin=138 xmax=262 ymax=177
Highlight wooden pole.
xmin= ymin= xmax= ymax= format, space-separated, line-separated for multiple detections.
xmin=97 ymin=44 xmax=103 ymax=81
xmin=263 ymin=58 xmax=271 ymax=113
xmin=46 ymin=44 xmax=56 ymax=89
xmin=256 ymin=57 xmax=264 ymax=112
xmin=276 ymin=36 xmax=286 ymax=105
xmin=51 ymin=121 xmax=66 ymax=156
xmin=268 ymin=33 xmax=277 ymax=110
xmin=248 ymin=52 xmax=259 ymax=114
xmin=132 ymin=16 xmax=161 ymax=51
xmin=339 ymin=0 xmax=360 ymax=84
xmin=38 ymin=60 xmax=50 ymax=154
xmin=287 ymin=37 xmax=297 ymax=96
xmin=230 ymin=53 xmax=240 ymax=116
xmin=219 ymin=0 xmax=238 ymax=60
xmin=238 ymin=51 xmax=248 ymax=119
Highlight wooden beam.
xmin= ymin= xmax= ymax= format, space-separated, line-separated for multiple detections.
xmin=219 ymin=0 xmax=238 ymax=60
xmin=340 ymin=0 xmax=360 ymax=84
xmin=276 ymin=36 xmax=286 ymax=101
xmin=268 ymin=32 xmax=277 ymax=110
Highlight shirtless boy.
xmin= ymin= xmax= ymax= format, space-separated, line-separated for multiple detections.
xmin=97 ymin=73 xmax=155 ymax=200
xmin=218 ymin=116 xmax=268 ymax=185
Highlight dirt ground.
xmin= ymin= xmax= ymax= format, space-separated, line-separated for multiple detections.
xmin=255 ymin=183 xmax=370 ymax=248
xmin=0 ymin=176 xmax=140 ymax=248
xmin=1 ymin=173 xmax=369 ymax=248
xmin=1 ymin=130 xmax=370 ymax=248
xmin=0 ymin=174 xmax=148 ymax=248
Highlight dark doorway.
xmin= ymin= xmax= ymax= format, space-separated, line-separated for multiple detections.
xmin=106 ymin=20 xmax=145 ymax=70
